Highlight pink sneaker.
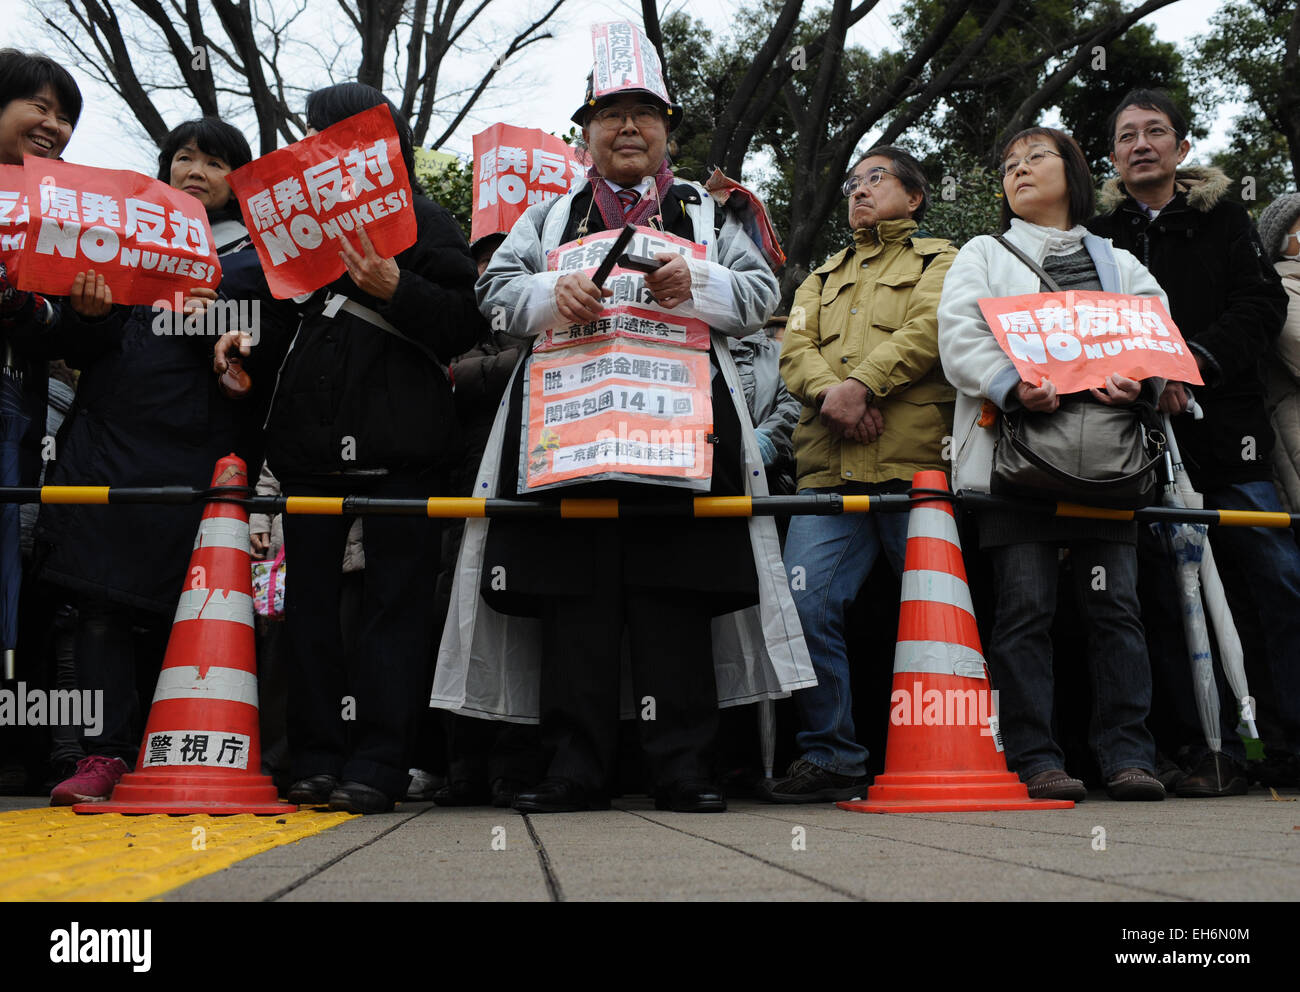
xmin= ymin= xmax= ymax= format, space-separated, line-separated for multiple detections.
xmin=50 ymin=755 xmax=129 ymax=806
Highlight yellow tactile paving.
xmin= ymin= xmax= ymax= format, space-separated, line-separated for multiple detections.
xmin=0 ymin=807 xmax=352 ymax=902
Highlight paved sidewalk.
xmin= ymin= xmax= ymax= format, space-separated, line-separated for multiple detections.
xmin=153 ymin=792 xmax=1300 ymax=902
xmin=4 ymin=791 xmax=1298 ymax=902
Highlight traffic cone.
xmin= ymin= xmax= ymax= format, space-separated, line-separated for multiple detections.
xmin=77 ymin=454 xmax=296 ymax=814
xmin=838 ymin=470 xmax=1073 ymax=813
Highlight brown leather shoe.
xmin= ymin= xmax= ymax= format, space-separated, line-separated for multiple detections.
xmin=1106 ymin=767 xmax=1166 ymax=801
xmin=1025 ymin=769 xmax=1086 ymax=801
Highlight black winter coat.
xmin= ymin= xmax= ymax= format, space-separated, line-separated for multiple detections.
xmin=1088 ymin=167 xmax=1288 ymax=487
xmin=35 ymin=234 xmax=267 ymax=614
xmin=263 ymin=194 xmax=483 ymax=479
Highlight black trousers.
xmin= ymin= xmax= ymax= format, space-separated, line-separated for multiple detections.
xmin=540 ymin=585 xmax=719 ymax=794
xmin=283 ymin=472 xmax=442 ymax=799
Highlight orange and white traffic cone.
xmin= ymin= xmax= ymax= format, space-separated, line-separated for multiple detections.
xmin=77 ymin=454 xmax=296 ymax=815
xmin=839 ymin=470 xmax=1073 ymax=813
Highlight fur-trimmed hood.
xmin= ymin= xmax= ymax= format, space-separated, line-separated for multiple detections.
xmin=1098 ymin=165 xmax=1232 ymax=214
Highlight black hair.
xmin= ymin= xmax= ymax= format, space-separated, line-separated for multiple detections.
xmin=999 ymin=127 xmax=1094 ymax=230
xmin=1105 ymin=88 xmax=1189 ymax=149
xmin=306 ymin=83 xmax=417 ymax=187
xmin=849 ymin=145 xmax=931 ymax=221
xmin=156 ymin=117 xmax=252 ymax=181
xmin=0 ymin=49 xmax=83 ymax=127
xmin=157 ymin=117 xmax=252 ymax=222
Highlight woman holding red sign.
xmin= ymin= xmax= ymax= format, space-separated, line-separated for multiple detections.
xmin=41 ymin=116 xmax=270 ymax=805
xmin=937 ymin=127 xmax=1170 ymax=803
xmin=220 ymin=84 xmax=482 ymax=815
xmin=0 ymin=51 xmax=111 ymax=495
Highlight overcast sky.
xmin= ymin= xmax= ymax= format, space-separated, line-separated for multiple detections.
xmin=7 ymin=0 xmax=1244 ymax=176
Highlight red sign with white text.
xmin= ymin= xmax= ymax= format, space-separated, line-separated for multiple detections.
xmin=471 ymin=124 xmax=584 ymax=244
xmin=978 ymin=290 xmax=1203 ymax=394
xmin=225 ymin=104 xmax=415 ymax=299
xmin=0 ymin=164 xmax=29 ymax=284
xmin=17 ymin=160 xmax=220 ymax=308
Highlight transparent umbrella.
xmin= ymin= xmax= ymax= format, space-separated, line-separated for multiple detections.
xmin=1160 ymin=402 xmax=1258 ymax=750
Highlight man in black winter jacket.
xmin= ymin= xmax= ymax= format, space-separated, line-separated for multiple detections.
xmin=1088 ymin=88 xmax=1300 ymax=796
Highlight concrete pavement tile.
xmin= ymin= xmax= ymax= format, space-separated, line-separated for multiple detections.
xmin=1122 ymin=866 xmax=1300 ymax=901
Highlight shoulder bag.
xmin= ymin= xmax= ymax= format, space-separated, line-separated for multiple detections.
xmin=989 ymin=235 xmax=1166 ymax=508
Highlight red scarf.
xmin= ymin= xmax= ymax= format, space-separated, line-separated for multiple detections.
xmin=587 ymin=159 xmax=675 ymax=231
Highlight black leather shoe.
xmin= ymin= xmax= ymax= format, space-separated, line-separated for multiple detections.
xmin=328 ymin=781 xmax=395 ymax=814
xmin=655 ymin=780 xmax=727 ymax=813
xmin=490 ymin=777 xmax=528 ymax=808
xmin=432 ymin=779 xmax=492 ymax=807
xmin=512 ymin=777 xmax=609 ymax=813
xmin=287 ymin=774 xmax=339 ymax=805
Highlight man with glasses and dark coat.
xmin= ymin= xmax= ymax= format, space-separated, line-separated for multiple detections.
xmin=1088 ymin=88 xmax=1299 ymax=797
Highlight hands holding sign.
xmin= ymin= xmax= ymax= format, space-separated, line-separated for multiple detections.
xmin=339 ymin=225 xmax=399 ymax=301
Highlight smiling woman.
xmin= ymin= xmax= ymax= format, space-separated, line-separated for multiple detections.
xmin=0 ymin=48 xmax=81 ymax=165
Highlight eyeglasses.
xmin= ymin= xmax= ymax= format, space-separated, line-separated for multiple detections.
xmin=1115 ymin=124 xmax=1174 ymax=146
xmin=1001 ymin=149 xmax=1062 ymax=177
xmin=590 ymin=104 xmax=664 ymax=130
xmin=842 ymin=168 xmax=898 ymax=197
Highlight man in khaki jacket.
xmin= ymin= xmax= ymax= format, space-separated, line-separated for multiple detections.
xmin=766 ymin=145 xmax=956 ymax=802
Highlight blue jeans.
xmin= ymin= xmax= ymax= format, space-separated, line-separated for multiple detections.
xmin=986 ymin=540 xmax=1156 ymax=780
xmin=783 ymin=485 xmax=910 ymax=777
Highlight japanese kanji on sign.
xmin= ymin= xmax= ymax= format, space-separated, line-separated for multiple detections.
xmin=142 ymin=729 xmax=251 ymax=770
xmin=225 ymin=103 xmax=416 ymax=299
xmin=472 ymin=123 xmax=584 ymax=244
xmin=0 ymin=164 xmax=29 ymax=283
xmin=521 ymin=227 xmax=715 ymax=492
xmin=590 ymin=21 xmax=670 ymax=103
xmin=16 ymin=159 xmax=220 ymax=308
xmin=978 ymin=290 xmax=1203 ymax=394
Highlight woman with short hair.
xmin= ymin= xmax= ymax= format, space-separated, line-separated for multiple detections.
xmin=42 ymin=116 xmax=266 ymax=804
xmin=937 ymin=127 xmax=1168 ymax=802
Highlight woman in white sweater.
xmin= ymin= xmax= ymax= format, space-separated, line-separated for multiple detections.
xmin=937 ymin=127 xmax=1169 ymax=802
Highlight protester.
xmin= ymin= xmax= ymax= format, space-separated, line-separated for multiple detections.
xmin=938 ymin=126 xmax=1168 ymax=802
xmin=219 ymin=83 xmax=481 ymax=815
xmin=39 ymin=116 xmax=265 ymax=804
xmin=1257 ymin=193 xmax=1300 ymax=515
xmin=729 ymin=314 xmax=799 ymax=498
xmin=1088 ymin=89 xmax=1300 ymax=797
xmin=1248 ymin=191 xmax=1300 ymax=787
xmin=432 ymin=22 xmax=814 ymax=814
xmin=767 ymin=146 xmax=956 ymax=802
xmin=432 ymin=229 xmax=540 ymax=809
xmin=0 ymin=50 xmax=107 ymax=521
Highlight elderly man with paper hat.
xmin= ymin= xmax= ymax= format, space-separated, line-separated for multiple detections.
xmin=432 ymin=21 xmax=814 ymax=814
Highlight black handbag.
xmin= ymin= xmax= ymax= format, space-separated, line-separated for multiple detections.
xmin=988 ymin=237 xmax=1166 ymax=508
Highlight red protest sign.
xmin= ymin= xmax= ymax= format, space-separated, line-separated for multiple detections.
xmin=0 ymin=164 xmax=29 ymax=284
xmin=471 ymin=124 xmax=584 ymax=244
xmin=225 ymin=104 xmax=415 ymax=299
xmin=17 ymin=160 xmax=220 ymax=308
xmin=978 ymin=290 xmax=1204 ymax=394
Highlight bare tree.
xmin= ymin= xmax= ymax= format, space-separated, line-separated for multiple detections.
xmin=39 ymin=0 xmax=567 ymax=154
xmin=647 ymin=0 xmax=1181 ymax=303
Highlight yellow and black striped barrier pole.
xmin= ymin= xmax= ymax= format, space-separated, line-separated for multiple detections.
xmin=1 ymin=484 xmax=1297 ymax=527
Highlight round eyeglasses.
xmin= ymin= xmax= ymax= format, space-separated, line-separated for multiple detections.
xmin=842 ymin=168 xmax=899 ymax=197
